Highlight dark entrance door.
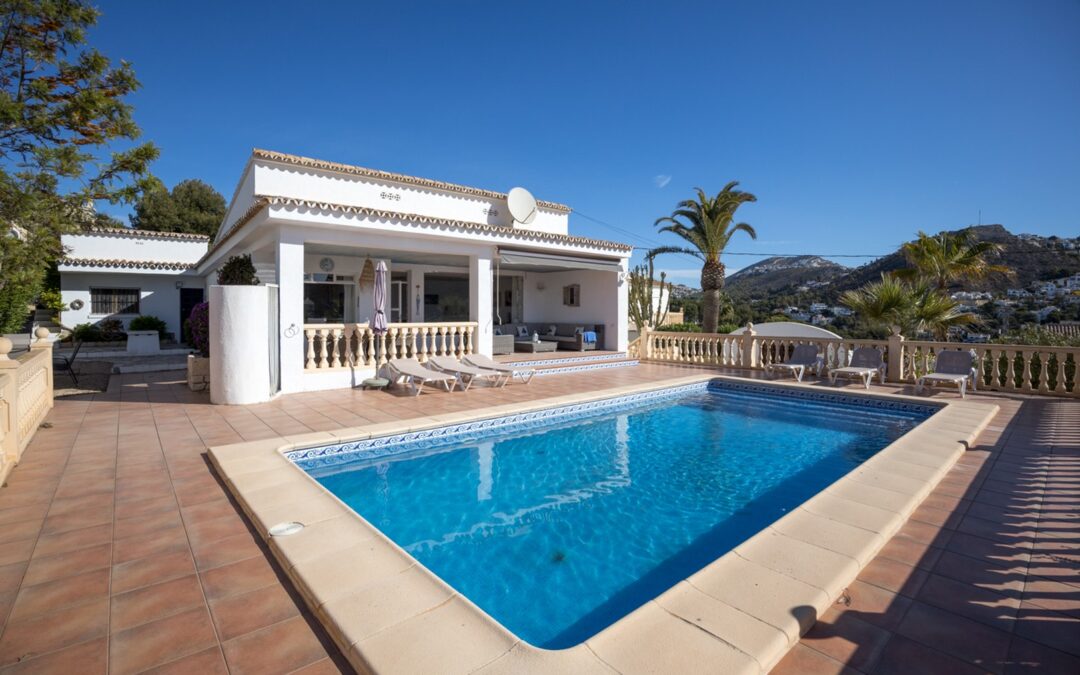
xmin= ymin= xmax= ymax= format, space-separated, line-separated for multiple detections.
xmin=179 ymin=288 xmax=204 ymax=342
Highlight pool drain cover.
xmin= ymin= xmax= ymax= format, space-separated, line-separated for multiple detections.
xmin=269 ymin=521 xmax=304 ymax=537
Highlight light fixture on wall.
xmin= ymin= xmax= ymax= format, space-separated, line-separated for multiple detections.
xmin=175 ymin=280 xmax=184 ymax=289
xmin=536 ymin=281 xmax=546 ymax=291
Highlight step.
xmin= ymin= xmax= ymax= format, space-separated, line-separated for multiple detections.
xmin=499 ymin=351 xmax=628 ymax=368
xmin=528 ymin=358 xmax=639 ymax=377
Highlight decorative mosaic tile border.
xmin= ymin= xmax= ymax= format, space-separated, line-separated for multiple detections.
xmin=708 ymin=380 xmax=940 ymax=416
xmin=288 ymin=381 xmax=709 ymax=470
xmin=530 ymin=359 xmax=639 ymax=376
xmin=502 ymin=352 xmax=629 ymax=367
xmin=288 ymin=378 xmax=937 ymax=473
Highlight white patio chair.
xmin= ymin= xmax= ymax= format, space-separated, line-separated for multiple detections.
xmin=829 ymin=347 xmax=886 ymax=389
xmin=916 ymin=350 xmax=977 ymax=399
xmin=462 ymin=353 xmax=536 ymax=384
xmin=386 ymin=358 xmax=458 ymax=396
xmin=765 ymin=344 xmax=824 ymax=382
xmin=427 ymin=356 xmax=506 ymax=390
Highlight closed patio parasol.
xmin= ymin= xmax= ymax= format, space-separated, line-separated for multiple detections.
xmin=371 ymin=260 xmax=388 ymax=335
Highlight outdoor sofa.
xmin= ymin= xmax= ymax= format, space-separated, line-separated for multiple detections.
xmin=493 ymin=323 xmax=604 ymax=352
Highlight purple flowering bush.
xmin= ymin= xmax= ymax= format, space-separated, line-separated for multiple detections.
xmin=188 ymin=302 xmax=210 ymax=357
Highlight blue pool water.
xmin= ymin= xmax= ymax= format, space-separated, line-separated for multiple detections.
xmin=296 ymin=382 xmax=934 ymax=648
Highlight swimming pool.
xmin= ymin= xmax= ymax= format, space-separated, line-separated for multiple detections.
xmin=290 ymin=381 xmax=935 ymax=649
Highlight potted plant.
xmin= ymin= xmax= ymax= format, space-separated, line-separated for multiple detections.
xmin=186 ymin=302 xmax=210 ymax=391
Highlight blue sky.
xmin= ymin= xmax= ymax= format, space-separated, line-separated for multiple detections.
xmin=93 ymin=0 xmax=1079 ymax=286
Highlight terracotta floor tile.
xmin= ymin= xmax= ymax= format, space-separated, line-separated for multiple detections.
xmin=0 ymin=539 xmax=35 ymax=568
xmin=802 ymin=606 xmax=891 ymax=672
xmin=0 ymin=562 xmax=27 ymax=596
xmin=111 ymin=549 xmax=196 ymax=595
xmin=220 ymin=615 xmax=330 ymax=675
xmin=1014 ymin=601 xmax=1080 ymax=658
xmin=112 ymin=495 xmax=178 ymax=521
xmin=0 ymin=519 xmax=43 ymax=546
xmin=108 ymin=606 xmax=218 ymax=675
xmin=0 ymin=636 xmax=108 ymax=675
xmin=110 ymin=574 xmax=206 ymax=633
xmin=0 ymin=598 xmax=109 ymax=667
xmin=180 ymin=498 xmax=240 ymax=525
xmin=835 ymin=580 xmax=913 ymax=632
xmin=1004 ymin=634 xmax=1080 ymax=674
xmin=871 ymin=635 xmax=988 ymax=675
xmin=932 ymin=549 xmax=1027 ymax=595
xmin=191 ymin=531 xmax=263 ymax=571
xmin=21 ymin=543 xmax=111 ymax=587
xmin=138 ymin=646 xmax=229 ymax=675
xmin=876 ymin=535 xmax=944 ymax=570
xmin=896 ymin=601 xmax=1012 ymax=672
xmin=857 ymin=556 xmax=930 ymax=597
xmin=208 ymin=582 xmax=300 ymax=641
xmin=8 ymin=568 xmax=110 ymax=622
xmin=916 ymin=573 xmax=1020 ymax=631
xmin=199 ymin=555 xmax=279 ymax=601
xmin=771 ymin=642 xmax=859 ymax=675
xmin=185 ymin=513 xmax=252 ymax=548
xmin=111 ymin=525 xmax=188 ymax=565
xmin=31 ymin=524 xmax=112 ymax=558
xmin=1022 ymin=577 xmax=1080 ymax=619
xmin=287 ymin=656 xmax=351 ymax=674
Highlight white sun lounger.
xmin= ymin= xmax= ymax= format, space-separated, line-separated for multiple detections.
xmin=427 ymin=356 xmax=505 ymax=390
xmin=829 ymin=347 xmax=885 ymax=389
xmin=917 ymin=350 xmax=977 ymax=399
xmin=462 ymin=354 xmax=536 ymax=384
xmin=765 ymin=344 xmax=824 ymax=382
xmin=386 ymin=358 xmax=458 ymax=396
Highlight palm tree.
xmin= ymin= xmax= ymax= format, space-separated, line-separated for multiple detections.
xmin=894 ymin=229 xmax=1012 ymax=290
xmin=650 ymin=183 xmax=757 ymax=332
xmin=841 ymin=274 xmax=976 ymax=339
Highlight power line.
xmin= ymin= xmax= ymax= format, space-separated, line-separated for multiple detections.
xmin=574 ymin=210 xmax=1075 ymax=261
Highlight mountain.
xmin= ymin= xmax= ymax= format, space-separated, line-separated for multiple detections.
xmin=831 ymin=224 xmax=1080 ymax=296
xmin=725 ymin=255 xmax=849 ymax=297
xmin=722 ymin=225 xmax=1080 ymax=303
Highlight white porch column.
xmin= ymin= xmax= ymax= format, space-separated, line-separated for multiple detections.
xmin=614 ymin=261 xmax=629 ymax=352
xmin=277 ymin=233 xmax=306 ymax=394
xmin=469 ymin=253 xmax=493 ymax=356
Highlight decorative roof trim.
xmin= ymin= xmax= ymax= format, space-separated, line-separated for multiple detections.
xmin=196 ymin=195 xmax=630 ymax=273
xmin=251 ymin=148 xmax=573 ymax=214
xmin=59 ymin=257 xmax=195 ymax=271
xmin=263 ymin=196 xmax=631 ymax=253
xmin=75 ymin=227 xmax=211 ymax=242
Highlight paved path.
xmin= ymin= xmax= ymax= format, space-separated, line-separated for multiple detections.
xmin=0 ymin=367 xmax=1076 ymax=673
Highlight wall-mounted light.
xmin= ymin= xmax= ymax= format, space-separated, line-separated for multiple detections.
xmin=536 ymin=282 xmax=546 ymax=291
xmin=175 ymin=280 xmax=184 ymax=289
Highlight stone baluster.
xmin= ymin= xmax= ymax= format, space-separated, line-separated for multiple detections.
xmin=305 ymin=329 xmax=316 ymax=370
xmin=329 ymin=328 xmax=342 ymax=368
xmin=315 ymin=329 xmax=328 ymax=368
xmin=1037 ymin=351 xmax=1050 ymax=394
xmin=1055 ymin=354 xmax=1066 ymax=394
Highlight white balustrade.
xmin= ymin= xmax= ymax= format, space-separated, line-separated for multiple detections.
xmin=639 ymin=328 xmax=1078 ymax=398
xmin=303 ymin=322 xmax=478 ymax=370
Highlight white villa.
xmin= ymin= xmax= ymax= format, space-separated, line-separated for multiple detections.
xmin=60 ymin=149 xmax=632 ymax=401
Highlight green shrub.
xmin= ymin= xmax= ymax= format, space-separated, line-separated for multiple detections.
xmin=98 ymin=319 xmax=126 ymax=341
xmin=660 ymin=322 xmax=705 ymax=333
xmin=38 ymin=289 xmax=67 ymax=312
xmin=128 ymin=315 xmax=167 ymax=338
xmin=72 ymin=322 xmax=103 ymax=342
xmin=217 ymin=254 xmax=259 ymax=285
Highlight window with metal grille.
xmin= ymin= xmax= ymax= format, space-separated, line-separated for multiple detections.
xmin=90 ymin=288 xmax=140 ymax=315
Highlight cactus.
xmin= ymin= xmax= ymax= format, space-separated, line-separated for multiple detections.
xmin=629 ymin=257 xmax=670 ymax=332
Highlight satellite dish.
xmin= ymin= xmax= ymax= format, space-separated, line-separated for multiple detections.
xmin=507 ymin=187 xmax=538 ymax=225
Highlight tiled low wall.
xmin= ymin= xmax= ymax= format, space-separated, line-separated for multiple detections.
xmin=0 ymin=329 xmax=55 ymax=482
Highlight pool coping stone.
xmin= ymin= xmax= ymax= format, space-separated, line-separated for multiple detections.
xmin=207 ymin=373 xmax=998 ymax=675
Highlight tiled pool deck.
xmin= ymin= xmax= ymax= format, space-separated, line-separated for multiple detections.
xmin=0 ymin=364 xmax=1076 ymax=673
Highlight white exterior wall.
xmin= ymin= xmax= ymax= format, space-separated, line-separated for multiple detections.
xmin=522 ymin=268 xmax=628 ymax=351
xmin=62 ymin=233 xmax=207 ymax=263
xmin=251 ymin=161 xmax=569 ymax=236
xmin=60 ymin=272 xmax=187 ymax=338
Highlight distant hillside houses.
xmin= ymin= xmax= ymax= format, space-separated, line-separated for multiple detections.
xmin=1007 ymin=272 xmax=1080 ymax=300
xmin=1016 ymin=233 xmax=1080 ymax=250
